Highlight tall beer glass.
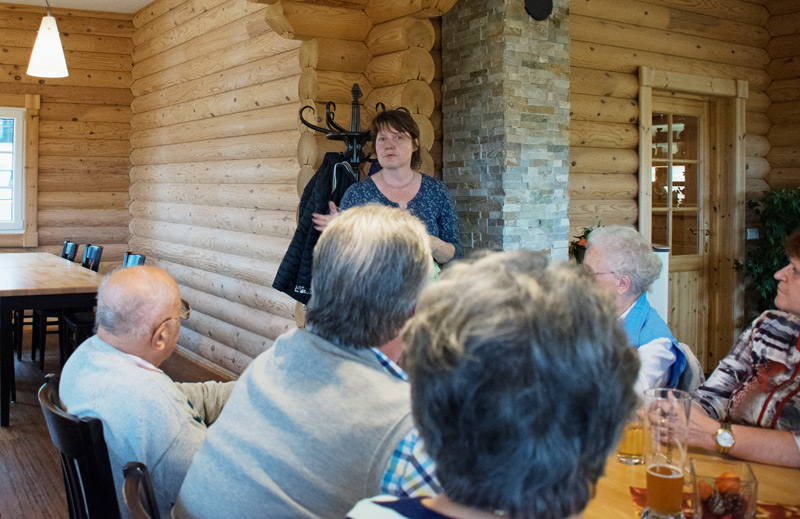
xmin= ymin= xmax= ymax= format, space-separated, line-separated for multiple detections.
xmin=643 ymin=388 xmax=691 ymax=519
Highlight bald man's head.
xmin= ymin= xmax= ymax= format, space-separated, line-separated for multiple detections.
xmin=95 ymin=266 xmax=180 ymax=341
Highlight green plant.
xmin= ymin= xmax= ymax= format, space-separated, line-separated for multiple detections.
xmin=737 ymin=189 xmax=800 ymax=313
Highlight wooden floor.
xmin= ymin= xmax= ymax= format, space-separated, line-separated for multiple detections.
xmin=0 ymin=331 xmax=227 ymax=519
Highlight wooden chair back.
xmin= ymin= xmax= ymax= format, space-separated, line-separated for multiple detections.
xmin=62 ymin=241 xmax=77 ymax=262
xmin=122 ymin=461 xmax=160 ymax=519
xmin=81 ymin=245 xmax=103 ymax=272
xmin=122 ymin=252 xmax=146 ymax=268
xmin=38 ymin=374 xmax=121 ymax=519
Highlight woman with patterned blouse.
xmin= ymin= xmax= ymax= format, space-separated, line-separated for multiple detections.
xmin=688 ymin=228 xmax=800 ymax=468
xmin=312 ymin=110 xmax=460 ymax=265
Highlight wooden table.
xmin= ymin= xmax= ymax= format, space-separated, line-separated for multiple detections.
xmin=0 ymin=253 xmax=103 ymax=427
xmin=585 ymin=448 xmax=800 ymax=518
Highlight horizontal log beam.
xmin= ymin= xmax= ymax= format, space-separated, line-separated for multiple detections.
xmin=133 ymin=0 xmax=266 ymax=63
xmin=299 ymin=38 xmax=371 ymax=73
xmin=570 ymin=67 xmax=639 ymax=98
xmin=570 ymin=147 xmax=639 ymax=175
xmin=39 ymin=103 xmax=132 ymax=123
xmin=365 ymin=47 xmax=435 ymax=87
xmin=572 ymin=14 xmax=769 ymax=69
xmin=39 ymin=192 xmax=130 ymax=210
xmin=132 ymin=14 xmax=297 ymax=89
xmin=37 ymin=226 xmax=129 ymax=246
xmin=366 ymin=16 xmax=435 ymax=55
xmin=130 ymin=218 xmax=291 ymax=263
xmin=179 ymin=326 xmax=252 ymax=375
xmin=147 ymin=257 xmax=295 ymax=320
xmin=131 ymin=103 xmax=299 ymax=148
xmin=570 ymin=121 xmax=638 ymax=149
xmin=130 ymin=157 xmax=298 ymax=184
xmin=766 ymin=168 xmax=800 ymax=190
xmin=767 ymin=78 xmax=800 ymax=103
xmin=570 ymin=93 xmax=638 ymax=124
xmin=38 ymin=208 xmax=131 ymax=227
xmin=129 ymin=182 xmax=298 ymax=211
xmin=130 ymin=131 xmax=300 ymax=165
xmin=132 ymin=51 xmax=301 ymax=114
xmin=569 ymin=173 xmax=638 ymax=199
xmin=571 ymin=41 xmax=770 ymax=91
xmin=570 ymin=0 xmax=769 ymax=47
xmin=129 ymin=201 xmax=295 ymax=239
xmin=129 ymin=235 xmax=281 ymax=288
xmin=262 ymin=0 xmax=371 ymax=41
xmin=131 ymin=75 xmax=300 ymax=131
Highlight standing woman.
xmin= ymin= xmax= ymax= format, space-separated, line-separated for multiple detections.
xmin=312 ymin=110 xmax=460 ymax=265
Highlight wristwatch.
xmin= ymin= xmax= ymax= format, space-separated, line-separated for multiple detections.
xmin=715 ymin=420 xmax=735 ymax=455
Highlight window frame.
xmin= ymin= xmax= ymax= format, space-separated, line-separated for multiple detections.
xmin=0 ymin=107 xmax=26 ymax=231
xmin=0 ymin=94 xmax=39 ymax=247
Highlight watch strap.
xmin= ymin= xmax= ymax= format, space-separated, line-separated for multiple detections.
xmin=715 ymin=421 xmax=734 ymax=455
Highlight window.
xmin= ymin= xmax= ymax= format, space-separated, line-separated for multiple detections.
xmin=0 ymin=93 xmax=39 ymax=247
xmin=650 ymin=109 xmax=702 ymax=256
xmin=0 ymin=108 xmax=25 ymax=232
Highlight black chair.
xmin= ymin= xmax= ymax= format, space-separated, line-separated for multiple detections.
xmin=58 ymin=244 xmax=104 ymax=364
xmin=123 ymin=252 xmax=146 ymax=268
xmin=81 ymin=245 xmax=103 ymax=272
xmin=23 ymin=241 xmax=79 ymax=371
xmin=38 ymin=374 xmax=121 ymax=519
xmin=122 ymin=462 xmax=159 ymax=519
xmin=61 ymin=310 xmax=96 ymax=366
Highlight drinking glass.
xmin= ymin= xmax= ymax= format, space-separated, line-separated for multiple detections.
xmin=616 ymin=412 xmax=644 ymax=465
xmin=643 ymin=388 xmax=692 ymax=519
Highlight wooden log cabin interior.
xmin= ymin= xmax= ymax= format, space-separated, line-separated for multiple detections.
xmin=0 ymin=0 xmax=798 ymax=516
xmin=0 ymin=0 xmax=797 ymax=384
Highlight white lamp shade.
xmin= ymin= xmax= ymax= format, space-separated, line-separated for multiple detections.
xmin=27 ymin=15 xmax=68 ymax=78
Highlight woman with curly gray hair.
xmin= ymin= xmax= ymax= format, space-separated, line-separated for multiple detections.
xmin=584 ymin=225 xmax=686 ymax=394
xmin=345 ymin=250 xmax=640 ymax=519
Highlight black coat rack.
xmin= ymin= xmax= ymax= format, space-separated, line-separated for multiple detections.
xmin=299 ymin=83 xmax=406 ymax=174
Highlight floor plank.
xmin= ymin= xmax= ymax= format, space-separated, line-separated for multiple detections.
xmin=0 ymin=331 xmax=228 ymax=519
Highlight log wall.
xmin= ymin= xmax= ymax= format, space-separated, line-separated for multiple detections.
xmin=765 ymin=1 xmax=800 ymax=190
xmin=568 ymin=0 xmax=773 ymax=238
xmin=130 ymin=0 xmax=300 ymax=376
xmin=0 ymin=4 xmax=133 ymax=270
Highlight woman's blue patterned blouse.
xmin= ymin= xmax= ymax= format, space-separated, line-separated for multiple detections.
xmin=339 ymin=174 xmax=461 ymax=259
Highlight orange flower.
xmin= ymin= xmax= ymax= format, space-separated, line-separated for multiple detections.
xmin=715 ymin=472 xmax=741 ymax=494
xmin=698 ymin=480 xmax=714 ymax=500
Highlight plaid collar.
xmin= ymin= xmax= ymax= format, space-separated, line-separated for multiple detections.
xmin=370 ymin=347 xmax=408 ymax=382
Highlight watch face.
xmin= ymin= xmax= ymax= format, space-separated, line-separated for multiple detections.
xmin=717 ymin=430 xmax=734 ymax=448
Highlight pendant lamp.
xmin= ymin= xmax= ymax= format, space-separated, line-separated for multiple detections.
xmin=26 ymin=0 xmax=68 ymax=78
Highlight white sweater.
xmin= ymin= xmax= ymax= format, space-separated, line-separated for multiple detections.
xmin=59 ymin=335 xmax=234 ymax=519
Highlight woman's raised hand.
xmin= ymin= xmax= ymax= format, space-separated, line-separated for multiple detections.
xmin=312 ymin=201 xmax=340 ymax=232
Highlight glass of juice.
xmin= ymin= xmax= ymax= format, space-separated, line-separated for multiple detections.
xmin=642 ymin=388 xmax=692 ymax=519
xmin=616 ymin=416 xmax=644 ymax=465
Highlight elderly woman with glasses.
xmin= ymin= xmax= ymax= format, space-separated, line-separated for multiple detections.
xmin=584 ymin=225 xmax=686 ymax=394
xmin=59 ymin=266 xmax=234 ymax=518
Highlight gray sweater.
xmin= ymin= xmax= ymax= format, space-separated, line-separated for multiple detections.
xmin=59 ymin=336 xmax=234 ymax=519
xmin=173 ymin=328 xmax=415 ymax=519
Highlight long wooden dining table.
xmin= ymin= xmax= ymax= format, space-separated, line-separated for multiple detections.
xmin=0 ymin=253 xmax=103 ymax=427
xmin=585 ymin=447 xmax=800 ymax=518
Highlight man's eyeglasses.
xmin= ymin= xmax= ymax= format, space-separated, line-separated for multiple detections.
xmin=157 ymin=299 xmax=191 ymax=329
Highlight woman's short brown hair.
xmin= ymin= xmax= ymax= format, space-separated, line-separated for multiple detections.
xmin=369 ymin=109 xmax=421 ymax=170
xmin=786 ymin=227 xmax=800 ymax=260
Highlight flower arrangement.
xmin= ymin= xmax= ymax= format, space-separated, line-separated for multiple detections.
xmin=569 ymin=222 xmax=601 ymax=263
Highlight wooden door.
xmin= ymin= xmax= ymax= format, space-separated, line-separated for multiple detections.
xmin=650 ymin=97 xmax=711 ymax=369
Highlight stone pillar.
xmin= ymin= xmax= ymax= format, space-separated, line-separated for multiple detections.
xmin=441 ymin=0 xmax=570 ymax=258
